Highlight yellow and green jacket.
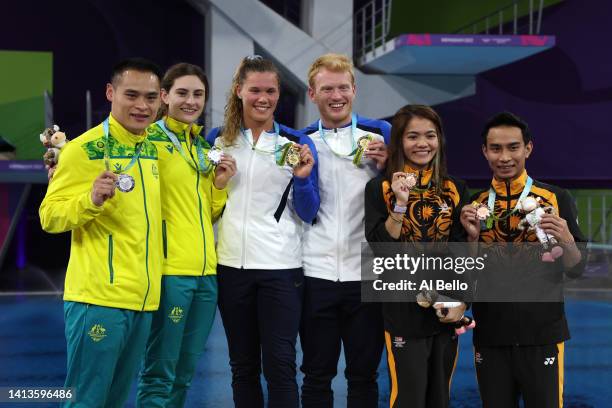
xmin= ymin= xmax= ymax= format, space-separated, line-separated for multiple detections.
xmin=146 ymin=116 xmax=227 ymax=277
xmin=39 ymin=115 xmax=162 ymax=311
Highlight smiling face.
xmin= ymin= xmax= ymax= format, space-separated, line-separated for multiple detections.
xmin=106 ymin=70 xmax=160 ymax=134
xmin=237 ymin=71 xmax=279 ymax=129
xmin=483 ymin=125 xmax=533 ymax=180
xmin=161 ymin=74 xmax=206 ymax=125
xmin=402 ymin=116 xmax=439 ymax=170
xmin=308 ymin=68 xmax=355 ymax=128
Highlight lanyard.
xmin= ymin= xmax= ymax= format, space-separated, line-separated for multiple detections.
xmin=103 ymin=117 xmax=144 ymax=174
xmin=487 ymin=176 xmax=533 ymax=215
xmin=240 ymin=121 xmax=284 ymax=161
xmin=156 ymin=119 xmax=211 ymax=174
xmin=318 ymin=113 xmax=358 ymax=158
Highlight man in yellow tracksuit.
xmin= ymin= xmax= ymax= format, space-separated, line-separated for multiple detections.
xmin=39 ymin=58 xmax=163 ymax=408
xmin=136 ymin=111 xmax=232 ymax=407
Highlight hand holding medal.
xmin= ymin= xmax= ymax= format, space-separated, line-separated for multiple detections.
xmin=213 ymin=152 xmax=237 ymax=190
xmin=363 ymin=138 xmax=388 ymax=170
xmin=391 ymin=171 xmax=417 ymax=204
xmin=91 ymin=171 xmax=118 ymax=206
xmin=278 ymin=143 xmax=315 ymax=178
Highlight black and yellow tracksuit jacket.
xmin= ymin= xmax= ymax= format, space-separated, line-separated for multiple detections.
xmin=365 ymin=166 xmax=470 ymax=338
xmin=470 ymin=170 xmax=586 ymax=346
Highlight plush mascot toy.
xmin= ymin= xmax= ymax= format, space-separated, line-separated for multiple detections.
xmin=516 ymin=196 xmax=564 ymax=262
xmin=40 ymin=125 xmax=67 ymax=167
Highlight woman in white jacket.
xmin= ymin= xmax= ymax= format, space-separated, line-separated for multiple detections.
xmin=206 ymin=55 xmax=319 ymax=408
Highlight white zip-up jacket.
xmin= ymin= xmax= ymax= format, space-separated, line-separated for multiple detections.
xmin=207 ymin=125 xmax=319 ymax=270
xmin=301 ymin=114 xmax=390 ymax=281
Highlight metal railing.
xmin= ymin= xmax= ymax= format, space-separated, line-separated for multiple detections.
xmin=354 ymin=0 xmax=392 ymax=60
xmin=574 ymin=191 xmax=612 ymax=245
xmin=454 ymin=0 xmax=546 ymax=35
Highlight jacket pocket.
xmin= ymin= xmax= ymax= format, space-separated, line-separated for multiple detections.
xmin=108 ymin=235 xmax=115 ymax=283
xmin=162 ymin=220 xmax=168 ymax=259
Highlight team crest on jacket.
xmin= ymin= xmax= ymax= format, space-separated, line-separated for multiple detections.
xmin=152 ymin=163 xmax=159 ymax=178
xmin=169 ymin=306 xmax=184 ymax=323
xmin=88 ymin=324 xmax=107 ymax=342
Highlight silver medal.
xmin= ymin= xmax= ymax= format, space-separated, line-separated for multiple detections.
xmin=207 ymin=147 xmax=224 ymax=166
xmin=116 ymin=174 xmax=135 ymax=193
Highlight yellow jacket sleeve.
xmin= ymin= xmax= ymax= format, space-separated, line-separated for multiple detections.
xmin=39 ymin=140 xmax=105 ymax=233
xmin=210 ymin=181 xmax=228 ymax=223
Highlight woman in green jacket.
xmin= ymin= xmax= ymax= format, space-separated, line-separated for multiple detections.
xmin=136 ymin=62 xmax=236 ymax=408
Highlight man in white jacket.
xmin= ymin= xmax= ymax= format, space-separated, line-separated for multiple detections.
xmin=300 ymin=53 xmax=391 ymax=408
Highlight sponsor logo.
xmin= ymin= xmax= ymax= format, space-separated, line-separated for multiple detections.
xmin=169 ymin=306 xmax=184 ymax=324
xmin=166 ymin=144 xmax=174 ymax=154
xmin=544 ymin=357 xmax=556 ymax=365
xmin=88 ymin=324 xmax=107 ymax=342
xmin=392 ymin=336 xmax=405 ymax=348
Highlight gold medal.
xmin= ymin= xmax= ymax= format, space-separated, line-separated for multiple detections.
xmin=285 ymin=144 xmax=301 ymax=168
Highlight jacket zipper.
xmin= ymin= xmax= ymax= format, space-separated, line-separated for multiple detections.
xmin=241 ymin=133 xmax=256 ymax=267
xmin=333 ymin=128 xmax=343 ymax=281
xmin=187 ymin=136 xmax=207 ymax=274
xmin=138 ymin=154 xmax=151 ymax=311
xmin=108 ymin=234 xmax=114 ymax=283
xmin=162 ymin=220 xmax=167 ymax=259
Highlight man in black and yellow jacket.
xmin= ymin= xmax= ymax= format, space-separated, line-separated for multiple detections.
xmin=460 ymin=112 xmax=585 ymax=408
xmin=39 ymin=58 xmax=163 ymax=408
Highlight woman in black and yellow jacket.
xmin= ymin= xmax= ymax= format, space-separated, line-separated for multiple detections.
xmin=135 ymin=63 xmax=237 ymax=407
xmin=364 ymin=105 xmax=470 ymax=408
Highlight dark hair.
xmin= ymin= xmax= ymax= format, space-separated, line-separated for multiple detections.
xmin=110 ymin=58 xmax=163 ymax=86
xmin=481 ymin=111 xmax=532 ymax=145
xmin=222 ymin=55 xmax=281 ymax=144
xmin=158 ymin=63 xmax=209 ymax=120
xmin=385 ymin=105 xmax=448 ymax=193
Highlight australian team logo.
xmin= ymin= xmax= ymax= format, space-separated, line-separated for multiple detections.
xmin=152 ymin=163 xmax=159 ymax=179
xmin=88 ymin=324 xmax=107 ymax=342
xmin=169 ymin=306 xmax=184 ymax=324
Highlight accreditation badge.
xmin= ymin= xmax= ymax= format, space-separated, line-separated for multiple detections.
xmin=116 ymin=173 xmax=135 ymax=193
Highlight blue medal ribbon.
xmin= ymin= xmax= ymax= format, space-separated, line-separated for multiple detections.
xmin=318 ymin=113 xmax=358 ymax=158
xmin=487 ymin=176 xmax=533 ymax=217
xmin=103 ymin=117 xmax=145 ymax=174
xmin=156 ymin=119 xmax=212 ymax=174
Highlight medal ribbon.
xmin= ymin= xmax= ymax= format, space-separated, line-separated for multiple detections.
xmin=103 ymin=117 xmax=145 ymax=174
xmin=156 ymin=119 xmax=212 ymax=174
xmin=318 ymin=113 xmax=358 ymax=159
xmin=486 ymin=176 xmax=533 ymax=226
xmin=241 ymin=121 xmax=292 ymax=166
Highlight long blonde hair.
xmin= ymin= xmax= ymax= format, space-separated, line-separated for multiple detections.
xmin=221 ymin=55 xmax=280 ymax=144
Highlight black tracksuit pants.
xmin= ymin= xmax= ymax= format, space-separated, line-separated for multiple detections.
xmin=300 ymin=277 xmax=384 ymax=408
